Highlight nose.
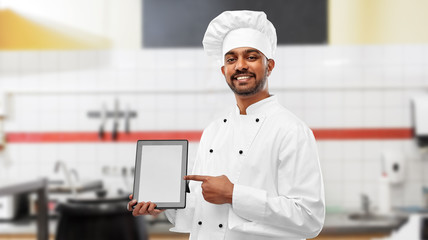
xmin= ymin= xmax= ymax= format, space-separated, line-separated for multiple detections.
xmin=234 ymin=57 xmax=248 ymax=71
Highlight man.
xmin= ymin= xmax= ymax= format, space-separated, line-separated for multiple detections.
xmin=128 ymin=10 xmax=325 ymax=240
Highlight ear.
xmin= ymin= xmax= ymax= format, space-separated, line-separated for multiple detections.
xmin=221 ymin=66 xmax=225 ymax=76
xmin=266 ymin=59 xmax=275 ymax=77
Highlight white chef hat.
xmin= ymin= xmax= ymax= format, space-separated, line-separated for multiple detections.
xmin=202 ymin=10 xmax=277 ymax=64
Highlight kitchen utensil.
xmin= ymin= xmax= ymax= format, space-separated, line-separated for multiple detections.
xmin=98 ymin=103 xmax=107 ymax=140
xmin=112 ymin=99 xmax=119 ymax=141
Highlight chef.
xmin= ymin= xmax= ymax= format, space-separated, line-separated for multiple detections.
xmin=128 ymin=10 xmax=325 ymax=240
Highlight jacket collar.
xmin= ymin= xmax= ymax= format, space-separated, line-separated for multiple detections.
xmin=234 ymin=95 xmax=277 ymax=115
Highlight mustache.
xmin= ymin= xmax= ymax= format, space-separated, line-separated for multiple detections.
xmin=231 ymin=70 xmax=255 ymax=79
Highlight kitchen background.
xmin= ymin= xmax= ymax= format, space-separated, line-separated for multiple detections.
xmin=1 ymin=0 xmax=428 ymax=239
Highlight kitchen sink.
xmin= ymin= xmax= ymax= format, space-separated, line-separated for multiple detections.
xmin=48 ymin=179 xmax=103 ymax=194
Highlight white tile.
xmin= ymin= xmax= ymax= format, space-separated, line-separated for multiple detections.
xmin=77 ymin=51 xmax=100 ymax=70
xmin=342 ymin=46 xmax=364 ymax=66
xmin=361 ymin=46 xmax=384 ymax=66
xmin=59 ymin=51 xmax=79 ymax=71
xmin=405 ymin=159 xmax=422 ymax=181
xmin=383 ymin=66 xmax=403 ymax=87
xmin=111 ymin=50 xmax=137 ymax=70
xmin=403 ymin=45 xmax=425 ymax=65
xmin=283 ymin=66 xmax=304 ymax=87
xmin=324 ymin=46 xmax=344 ymax=62
xmin=403 ymin=65 xmax=425 ymax=86
xmin=20 ymin=74 xmax=41 ymax=90
xmin=362 ymin=141 xmax=384 ymax=162
xmin=77 ymin=70 xmax=99 ymax=90
xmin=362 ymin=108 xmax=383 ymax=127
xmin=58 ymin=112 xmax=78 ymax=131
xmin=344 ymin=91 xmax=364 ymax=108
xmin=322 ymin=162 xmax=343 ymax=181
xmin=383 ymin=108 xmax=406 ymax=127
xmin=0 ymin=51 xmax=20 ymax=72
xmin=303 ymin=107 xmax=324 ymax=127
xmin=136 ymin=50 xmax=158 ymax=70
xmin=20 ymin=51 xmax=40 ymax=72
xmin=343 ymin=181 xmax=363 ymax=210
xmin=39 ymin=113 xmax=59 ymax=131
xmin=343 ymin=163 xmax=363 ymax=181
xmin=323 ymin=107 xmax=344 ymax=128
xmin=156 ymin=112 xmax=178 ymax=130
xmin=58 ymin=71 xmax=78 ymax=90
xmin=282 ymin=47 xmax=304 ymax=67
xmin=343 ymin=141 xmax=364 ymax=163
xmin=383 ymin=45 xmax=403 ymax=66
xmin=362 ymin=67 xmax=384 ymax=87
xmin=303 ymin=46 xmax=325 ymax=67
xmin=362 ymin=90 xmax=384 ymax=108
xmin=343 ymin=107 xmax=364 ymax=127
xmin=343 ymin=66 xmax=364 ymax=87
xmin=403 ymin=181 xmax=423 ymax=206
xmin=324 ymin=181 xmax=344 ymax=207
xmin=301 ymin=66 xmax=322 ymax=87
xmin=303 ymin=91 xmax=324 ymax=108
xmin=280 ymin=92 xmax=304 ymax=108
xmin=324 ymin=91 xmax=344 ymax=108
xmin=321 ymin=67 xmax=342 ymax=87
xmin=40 ymin=72 xmax=60 ymax=90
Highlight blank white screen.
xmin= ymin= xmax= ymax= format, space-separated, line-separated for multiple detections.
xmin=138 ymin=145 xmax=182 ymax=202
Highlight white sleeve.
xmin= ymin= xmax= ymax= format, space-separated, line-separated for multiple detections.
xmin=231 ymin=126 xmax=325 ymax=239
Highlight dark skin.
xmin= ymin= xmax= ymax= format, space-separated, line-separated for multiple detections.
xmin=127 ymin=194 xmax=164 ymax=217
xmin=127 ymin=47 xmax=275 ymax=215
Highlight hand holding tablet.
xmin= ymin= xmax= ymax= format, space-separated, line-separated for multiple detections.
xmin=131 ymin=140 xmax=188 ymax=210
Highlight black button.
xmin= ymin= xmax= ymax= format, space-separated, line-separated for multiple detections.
xmin=198 ymin=221 xmax=202 ymax=225
xmin=219 ymin=224 xmax=223 ymax=228
xmin=239 ymin=150 xmax=243 ymax=154
xmin=223 ymin=119 xmax=227 ymax=123
xmin=209 ymin=149 xmax=213 ymax=153
xmin=256 ymin=118 xmax=259 ymax=122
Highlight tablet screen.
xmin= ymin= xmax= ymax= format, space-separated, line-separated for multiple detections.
xmin=133 ymin=140 xmax=188 ymax=209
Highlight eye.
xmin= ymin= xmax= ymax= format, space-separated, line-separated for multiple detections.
xmin=247 ymin=55 xmax=258 ymax=61
xmin=226 ymin=58 xmax=236 ymax=63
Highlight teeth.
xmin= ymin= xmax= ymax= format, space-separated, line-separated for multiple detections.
xmin=236 ymin=76 xmax=251 ymax=80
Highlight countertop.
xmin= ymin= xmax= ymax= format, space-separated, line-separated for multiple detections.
xmin=0 ymin=213 xmax=409 ymax=236
xmin=320 ymin=213 xmax=408 ymax=235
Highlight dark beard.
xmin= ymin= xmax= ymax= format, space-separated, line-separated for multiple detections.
xmin=227 ymin=68 xmax=268 ymax=96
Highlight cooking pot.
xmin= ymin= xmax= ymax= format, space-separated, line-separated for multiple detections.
xmin=55 ymin=196 xmax=147 ymax=240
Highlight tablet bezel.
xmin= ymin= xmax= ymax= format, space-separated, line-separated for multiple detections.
xmin=132 ymin=139 xmax=188 ymax=209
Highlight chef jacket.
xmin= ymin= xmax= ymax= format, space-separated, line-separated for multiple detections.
xmin=166 ymin=95 xmax=325 ymax=240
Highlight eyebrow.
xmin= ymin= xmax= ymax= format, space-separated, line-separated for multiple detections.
xmin=224 ymin=49 xmax=262 ymax=56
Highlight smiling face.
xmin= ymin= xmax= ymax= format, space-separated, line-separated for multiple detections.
xmin=221 ymin=47 xmax=274 ymax=98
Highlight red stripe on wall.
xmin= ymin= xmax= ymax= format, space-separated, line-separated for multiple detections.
xmin=5 ymin=128 xmax=413 ymax=143
xmin=313 ymin=128 xmax=413 ymax=140
xmin=6 ymin=131 xmax=203 ymax=143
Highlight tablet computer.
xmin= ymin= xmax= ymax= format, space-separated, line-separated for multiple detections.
xmin=132 ymin=140 xmax=188 ymax=209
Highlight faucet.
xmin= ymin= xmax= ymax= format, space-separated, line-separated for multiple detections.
xmin=54 ymin=160 xmax=77 ymax=196
xmin=361 ymin=194 xmax=371 ymax=216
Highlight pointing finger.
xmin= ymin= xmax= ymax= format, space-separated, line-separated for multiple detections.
xmin=184 ymin=175 xmax=209 ymax=182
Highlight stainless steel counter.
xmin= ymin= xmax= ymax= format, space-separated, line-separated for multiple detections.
xmin=321 ymin=213 xmax=408 ymax=235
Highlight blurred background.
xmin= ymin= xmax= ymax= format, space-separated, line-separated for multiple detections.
xmin=1 ymin=0 xmax=428 ymax=239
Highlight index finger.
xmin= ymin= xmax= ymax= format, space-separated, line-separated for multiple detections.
xmin=184 ymin=175 xmax=209 ymax=181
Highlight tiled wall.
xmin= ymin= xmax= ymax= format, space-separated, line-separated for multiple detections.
xmin=1 ymin=45 xmax=428 ymax=211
